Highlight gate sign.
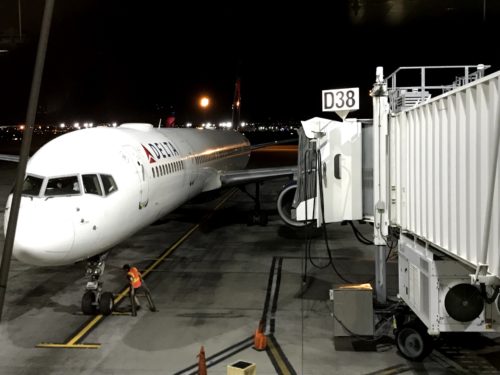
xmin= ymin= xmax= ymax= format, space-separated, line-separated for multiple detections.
xmin=322 ymin=87 xmax=359 ymax=120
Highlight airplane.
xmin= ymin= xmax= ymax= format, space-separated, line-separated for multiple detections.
xmin=0 ymin=123 xmax=298 ymax=315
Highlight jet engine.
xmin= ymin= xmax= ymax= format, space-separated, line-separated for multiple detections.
xmin=276 ymin=182 xmax=306 ymax=227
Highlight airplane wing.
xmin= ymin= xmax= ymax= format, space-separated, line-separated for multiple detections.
xmin=250 ymin=138 xmax=297 ymax=151
xmin=220 ymin=166 xmax=296 ymax=187
xmin=0 ymin=154 xmax=20 ymax=162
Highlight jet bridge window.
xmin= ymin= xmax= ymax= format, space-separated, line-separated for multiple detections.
xmin=100 ymin=174 xmax=117 ymax=195
xmin=22 ymin=175 xmax=44 ymax=196
xmin=82 ymin=174 xmax=103 ymax=196
xmin=45 ymin=176 xmax=80 ymax=196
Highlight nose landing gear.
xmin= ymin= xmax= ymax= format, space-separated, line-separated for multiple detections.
xmin=81 ymin=253 xmax=114 ymax=315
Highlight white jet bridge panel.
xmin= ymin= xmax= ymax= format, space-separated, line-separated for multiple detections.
xmin=389 ymin=70 xmax=500 ymax=279
xmin=296 ymin=117 xmax=363 ymax=224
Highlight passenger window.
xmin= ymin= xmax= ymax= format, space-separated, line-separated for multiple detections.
xmin=45 ymin=176 xmax=80 ymax=196
xmin=100 ymin=174 xmax=117 ymax=195
xmin=82 ymin=174 xmax=103 ymax=196
xmin=22 ymin=175 xmax=44 ymax=196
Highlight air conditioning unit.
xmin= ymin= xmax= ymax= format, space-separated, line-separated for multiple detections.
xmin=398 ymin=235 xmax=500 ymax=335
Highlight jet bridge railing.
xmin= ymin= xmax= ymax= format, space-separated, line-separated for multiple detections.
xmin=386 ymin=65 xmax=490 ymax=112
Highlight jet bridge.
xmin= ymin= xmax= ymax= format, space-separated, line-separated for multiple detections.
xmin=286 ymin=64 xmax=500 ymax=360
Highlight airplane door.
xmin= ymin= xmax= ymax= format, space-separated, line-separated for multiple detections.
xmin=137 ymin=160 xmax=149 ymax=209
xmin=187 ymin=152 xmax=198 ymax=197
xmin=121 ymin=146 xmax=149 ymax=209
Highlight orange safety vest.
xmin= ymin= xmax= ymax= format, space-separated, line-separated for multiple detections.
xmin=128 ymin=267 xmax=142 ymax=288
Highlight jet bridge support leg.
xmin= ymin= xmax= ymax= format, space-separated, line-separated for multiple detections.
xmin=372 ymin=67 xmax=391 ymax=305
xmin=375 ymin=246 xmax=387 ymax=304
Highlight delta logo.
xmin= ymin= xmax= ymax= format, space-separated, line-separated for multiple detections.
xmin=141 ymin=141 xmax=180 ymax=164
xmin=142 ymin=145 xmax=156 ymax=163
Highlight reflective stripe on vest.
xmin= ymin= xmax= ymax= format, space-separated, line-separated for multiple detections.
xmin=128 ymin=267 xmax=142 ymax=288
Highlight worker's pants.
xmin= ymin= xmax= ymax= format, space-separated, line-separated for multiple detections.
xmin=130 ymin=282 xmax=156 ymax=316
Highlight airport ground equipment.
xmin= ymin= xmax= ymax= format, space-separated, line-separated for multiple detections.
xmin=374 ymin=65 xmax=500 ymax=360
xmin=333 ymin=284 xmax=374 ymax=350
xmin=278 ymin=117 xmax=364 ymax=226
xmin=288 ymin=64 xmax=500 ymax=360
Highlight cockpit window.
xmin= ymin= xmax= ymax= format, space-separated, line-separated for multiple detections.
xmin=45 ymin=176 xmax=80 ymax=196
xmin=100 ymin=174 xmax=117 ymax=195
xmin=82 ymin=174 xmax=103 ymax=196
xmin=22 ymin=175 xmax=44 ymax=196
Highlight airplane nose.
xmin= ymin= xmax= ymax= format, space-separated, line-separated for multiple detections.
xmin=12 ymin=201 xmax=75 ymax=266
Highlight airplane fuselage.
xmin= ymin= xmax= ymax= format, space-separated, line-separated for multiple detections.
xmin=4 ymin=123 xmax=250 ymax=266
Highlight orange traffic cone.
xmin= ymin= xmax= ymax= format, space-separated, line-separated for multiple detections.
xmin=253 ymin=321 xmax=267 ymax=351
xmin=197 ymin=345 xmax=207 ymax=375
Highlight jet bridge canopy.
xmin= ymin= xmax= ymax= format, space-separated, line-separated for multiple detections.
xmin=377 ymin=65 xmax=500 ymax=282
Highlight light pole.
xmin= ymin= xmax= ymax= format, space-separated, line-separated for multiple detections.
xmin=18 ymin=0 xmax=23 ymax=42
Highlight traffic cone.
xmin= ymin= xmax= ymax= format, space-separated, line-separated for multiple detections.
xmin=253 ymin=321 xmax=267 ymax=351
xmin=197 ymin=345 xmax=207 ymax=375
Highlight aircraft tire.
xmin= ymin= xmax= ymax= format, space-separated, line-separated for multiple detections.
xmin=99 ymin=292 xmax=114 ymax=316
xmin=82 ymin=291 xmax=97 ymax=315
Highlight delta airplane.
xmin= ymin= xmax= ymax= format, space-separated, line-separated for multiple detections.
xmin=1 ymin=123 xmax=296 ymax=314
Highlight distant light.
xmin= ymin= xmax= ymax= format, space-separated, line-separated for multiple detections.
xmin=19 ymin=125 xmax=25 ymax=130
xmin=200 ymin=97 xmax=210 ymax=108
xmin=186 ymin=122 xmax=192 ymax=128
xmin=240 ymin=122 xmax=246 ymax=127
xmin=59 ymin=123 xmax=66 ymax=128
xmin=74 ymin=122 xmax=80 ymax=129
xmin=112 ymin=122 xmax=117 ymax=127
xmin=219 ymin=122 xmax=232 ymax=128
xmin=89 ymin=123 xmax=93 ymax=128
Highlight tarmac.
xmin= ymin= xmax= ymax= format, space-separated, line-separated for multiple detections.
xmin=1 ymin=147 xmax=500 ymax=375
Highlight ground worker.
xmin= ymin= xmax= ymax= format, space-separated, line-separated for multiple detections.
xmin=123 ymin=264 xmax=157 ymax=316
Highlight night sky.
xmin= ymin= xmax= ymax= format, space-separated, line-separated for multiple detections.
xmin=1 ymin=1 xmax=500 ymax=125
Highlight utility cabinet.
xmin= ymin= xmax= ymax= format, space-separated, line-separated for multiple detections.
xmin=333 ymin=284 xmax=374 ymax=338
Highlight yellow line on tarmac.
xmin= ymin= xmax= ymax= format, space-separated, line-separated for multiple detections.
xmin=36 ymin=188 xmax=237 ymax=349
xmin=66 ymin=315 xmax=104 ymax=345
xmin=36 ymin=343 xmax=101 ymax=349
xmin=267 ymin=338 xmax=292 ymax=375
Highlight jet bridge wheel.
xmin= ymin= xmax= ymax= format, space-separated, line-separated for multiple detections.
xmin=82 ymin=291 xmax=97 ymax=315
xmin=395 ymin=320 xmax=433 ymax=361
